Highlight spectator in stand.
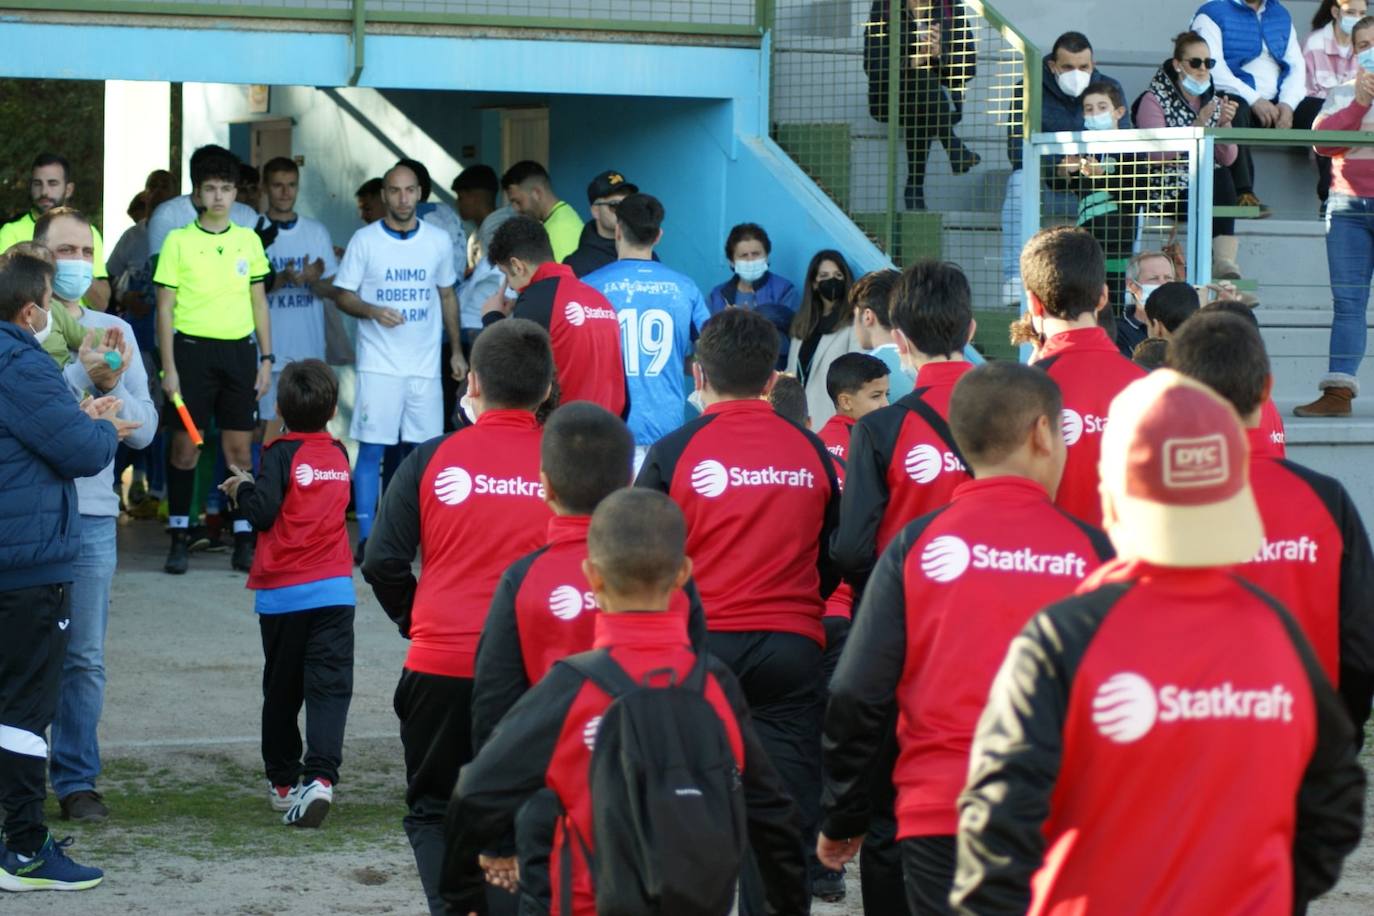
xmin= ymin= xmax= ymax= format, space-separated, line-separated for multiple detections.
xmin=1144 ymin=281 xmax=1202 ymax=340
xmin=999 ymin=32 xmax=1130 ymax=305
xmin=787 ymin=250 xmax=857 ymax=427
xmin=1301 ymin=0 xmax=1367 ymax=209
xmin=708 ymin=222 xmax=799 ymax=370
xmin=500 ymin=161 xmax=583 ymax=263
xmin=863 ymin=0 xmax=979 ymax=211
xmin=355 ymin=178 xmax=385 ymax=225
xmin=1119 ymin=251 xmax=1179 ymax=356
xmin=563 ymin=169 xmax=638 ymax=277
xmin=1298 ymin=18 xmax=1374 ymax=418
xmin=851 ymin=269 xmax=913 ymax=401
xmin=1136 ymin=33 xmax=1246 ymax=291
xmin=1192 ymin=0 xmax=1308 ymax=218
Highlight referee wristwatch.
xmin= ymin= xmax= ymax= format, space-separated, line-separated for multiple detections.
xmin=260 ymin=353 xmax=277 ymax=364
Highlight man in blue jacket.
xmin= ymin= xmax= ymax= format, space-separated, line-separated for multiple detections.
xmin=1000 ymin=32 xmax=1131 ymax=305
xmin=0 ymin=248 xmax=129 ymax=893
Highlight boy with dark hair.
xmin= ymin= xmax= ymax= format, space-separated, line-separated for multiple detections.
xmin=637 ymin=306 xmax=840 ymax=906
xmin=1144 ymin=281 xmax=1200 ymax=340
xmin=819 ymin=362 xmax=1112 ymax=914
xmin=769 ymin=373 xmax=810 ymax=428
xmin=833 ymin=259 xmax=976 ymax=590
xmin=1021 ymin=226 xmax=1144 ymax=527
xmin=450 ymin=489 xmax=810 ymax=916
xmin=850 ymin=269 xmax=911 ymax=400
xmin=155 ymin=144 xmax=274 ymax=575
xmin=219 ymin=359 xmax=354 ymax=828
xmin=361 ymin=318 xmax=555 ymax=916
xmin=1168 ymin=312 xmax=1374 ymax=737
xmin=354 ymin=178 xmax=385 ymax=225
xmin=483 ymin=215 xmax=628 ymax=419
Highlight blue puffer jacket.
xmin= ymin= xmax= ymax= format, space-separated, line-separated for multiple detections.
xmin=708 ymin=271 xmax=801 ymax=370
xmin=1198 ymin=0 xmax=1293 ymax=92
xmin=0 ymin=321 xmax=118 ymax=590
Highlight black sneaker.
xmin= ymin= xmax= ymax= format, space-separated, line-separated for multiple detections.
xmin=353 ymin=538 xmax=367 ymax=567
xmin=186 ymin=525 xmax=213 ymax=553
xmin=811 ymin=868 xmax=846 ymax=902
xmin=164 ymin=531 xmax=191 ymax=575
xmin=232 ymin=533 xmax=255 ymax=572
xmin=58 ymin=791 xmax=109 ymax=823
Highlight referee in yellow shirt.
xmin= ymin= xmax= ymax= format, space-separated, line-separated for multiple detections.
xmin=154 ymin=148 xmax=273 ymax=575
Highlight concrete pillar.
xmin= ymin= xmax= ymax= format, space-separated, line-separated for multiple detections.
xmin=103 ymin=80 xmax=171 ymax=247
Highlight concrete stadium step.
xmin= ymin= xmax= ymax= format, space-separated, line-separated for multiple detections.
xmin=1277 ymin=398 xmax=1374 ymax=526
xmin=1236 ymin=219 xmax=1333 ymax=311
xmin=1259 ymin=314 xmax=1374 ymax=401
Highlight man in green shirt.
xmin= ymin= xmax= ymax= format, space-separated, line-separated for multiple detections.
xmin=500 ymin=160 xmax=583 ymax=262
xmin=154 ymin=147 xmax=273 ymax=576
xmin=0 ymin=153 xmax=110 ymax=312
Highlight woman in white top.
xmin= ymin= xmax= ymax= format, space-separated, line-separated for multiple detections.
xmin=786 ymin=250 xmax=857 ymax=425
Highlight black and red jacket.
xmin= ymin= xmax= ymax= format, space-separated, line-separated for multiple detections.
xmin=484 ymin=262 xmax=628 ymax=418
xmin=470 ymin=513 xmax=710 ymax=750
xmin=1031 ymin=327 xmax=1145 ymax=527
xmin=448 ymin=612 xmax=809 ymax=916
xmin=238 ymin=431 xmax=353 ymax=589
xmin=832 ymin=361 xmax=974 ymax=587
xmin=636 ymin=398 xmax=840 ymax=645
xmin=953 ymin=560 xmax=1365 ymax=915
xmin=821 ymin=477 xmax=1112 ymax=842
xmin=817 ymin=413 xmax=855 ymax=463
xmin=817 ymin=413 xmax=856 ymax=619
xmin=1236 ymin=427 xmax=1374 ymax=732
xmin=361 ymin=409 xmax=552 ymax=678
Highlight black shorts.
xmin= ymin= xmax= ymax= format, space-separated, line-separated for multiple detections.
xmin=173 ymin=332 xmax=258 ymax=432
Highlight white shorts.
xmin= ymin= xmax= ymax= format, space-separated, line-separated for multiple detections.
xmin=350 ymin=372 xmax=443 ymax=445
xmin=258 ymin=370 xmax=283 ymax=422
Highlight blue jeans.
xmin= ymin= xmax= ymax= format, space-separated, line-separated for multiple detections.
xmin=49 ymin=514 xmax=116 ymax=798
xmin=1000 ymin=169 xmax=1081 ymax=282
xmin=1325 ymin=194 xmax=1374 ymax=382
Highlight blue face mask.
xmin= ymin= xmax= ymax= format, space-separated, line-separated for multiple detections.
xmin=1083 ymin=112 xmax=1116 ymax=131
xmin=734 ymin=258 xmax=768 ymax=283
xmin=1342 ymin=15 xmax=1363 ymax=35
xmin=52 ymin=259 xmax=94 ymax=303
xmin=1181 ymin=73 xmax=1212 ymax=96
xmin=1360 ymin=47 xmax=1374 ymax=72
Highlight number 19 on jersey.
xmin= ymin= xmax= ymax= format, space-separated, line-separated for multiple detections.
xmin=618 ymin=308 xmax=675 ymax=377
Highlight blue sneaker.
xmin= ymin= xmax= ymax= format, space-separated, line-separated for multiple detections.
xmin=0 ymin=834 xmax=103 ymax=892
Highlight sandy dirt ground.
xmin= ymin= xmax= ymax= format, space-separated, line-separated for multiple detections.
xmin=6 ymin=520 xmax=1372 ymax=915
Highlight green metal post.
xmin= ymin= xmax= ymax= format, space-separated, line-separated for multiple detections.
xmin=755 ymin=0 xmax=774 ymax=34
xmin=885 ymin=0 xmax=901 ymax=257
xmin=348 ymin=0 xmax=365 ymax=86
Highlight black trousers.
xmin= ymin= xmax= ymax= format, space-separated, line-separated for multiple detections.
xmin=902 ymin=834 xmax=957 ymax=915
xmin=901 ymin=69 xmax=969 ymax=193
xmin=1226 ymin=96 xmax=1258 ymax=195
xmin=259 ymin=605 xmax=354 ymax=787
xmin=708 ymin=630 xmax=823 ymax=911
xmin=395 ymin=669 xmax=481 ymax=916
xmin=1296 ymin=95 xmax=1335 ymax=202
xmin=0 ymin=583 xmax=70 ymax=855
xmin=861 ymin=723 xmax=910 ymax=914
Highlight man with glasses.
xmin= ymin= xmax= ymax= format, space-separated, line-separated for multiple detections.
xmin=563 ymin=170 xmax=643 ymax=278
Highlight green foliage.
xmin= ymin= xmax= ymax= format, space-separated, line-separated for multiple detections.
xmin=0 ymin=78 xmax=104 ymax=229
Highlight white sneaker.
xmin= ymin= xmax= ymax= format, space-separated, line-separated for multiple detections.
xmin=284 ymin=779 xmax=333 ymax=828
xmin=1001 ymin=279 xmax=1023 ymax=307
xmin=268 ymin=781 xmax=297 ymax=813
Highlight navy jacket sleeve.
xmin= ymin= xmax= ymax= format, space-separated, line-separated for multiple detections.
xmin=361 ymin=436 xmax=445 ymax=637
xmin=952 ymin=585 xmax=1126 ymax=915
xmin=235 ymin=439 xmax=297 ymax=532
xmin=831 ymin=408 xmax=897 ymax=587
xmin=802 ymin=426 xmax=844 ymax=600
xmin=2 ymin=347 xmax=118 ymax=481
xmin=471 ymin=551 xmax=543 ymax=753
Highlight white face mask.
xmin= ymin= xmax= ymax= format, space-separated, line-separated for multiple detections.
xmin=1134 ymin=283 xmax=1161 ymax=305
xmin=1056 ymin=68 xmax=1092 ymax=98
xmin=734 ymin=259 xmax=768 ymax=284
xmin=29 ymin=304 xmax=52 ymax=346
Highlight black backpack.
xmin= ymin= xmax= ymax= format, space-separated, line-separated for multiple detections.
xmin=557 ymin=649 xmax=747 ymax=916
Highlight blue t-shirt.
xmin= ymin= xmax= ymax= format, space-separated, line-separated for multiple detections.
xmin=585 ymin=258 xmax=712 ymax=446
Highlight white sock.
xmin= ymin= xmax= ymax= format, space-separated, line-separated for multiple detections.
xmin=233 ymin=519 xmax=252 ymax=535
xmin=169 ymin=515 xmax=190 ymax=529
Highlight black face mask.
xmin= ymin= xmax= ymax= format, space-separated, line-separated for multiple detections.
xmin=816 ymin=277 xmax=845 ymax=302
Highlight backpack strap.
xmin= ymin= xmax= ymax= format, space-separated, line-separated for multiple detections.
xmin=558 ymin=815 xmax=597 ymax=915
xmin=560 ymin=650 xmax=640 ymax=697
xmin=906 ymin=386 xmax=970 ymax=473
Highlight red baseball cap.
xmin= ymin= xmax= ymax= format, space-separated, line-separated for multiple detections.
xmin=1098 ymin=370 xmax=1262 ymax=566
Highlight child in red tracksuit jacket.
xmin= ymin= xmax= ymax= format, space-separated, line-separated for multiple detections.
xmin=220 ymin=359 xmax=354 ymax=829
xmin=449 ymin=489 xmax=810 ymax=916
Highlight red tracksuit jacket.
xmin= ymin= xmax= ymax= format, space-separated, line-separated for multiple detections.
xmin=635 ymin=398 xmax=840 ymax=645
xmin=954 ymin=560 xmax=1365 ymax=915
xmin=1032 ymin=327 xmax=1145 ymax=527
xmin=820 ymin=477 xmax=1112 ymax=841
xmin=1259 ymin=397 xmax=1287 ymax=456
xmin=470 ymin=513 xmax=710 ymax=750
xmin=484 ymin=262 xmax=628 ymax=418
xmin=361 ymin=409 xmax=553 ymax=677
xmin=1235 ymin=427 xmax=1374 ymax=727
xmin=818 ymin=413 xmax=857 ymax=620
xmin=450 ymin=612 xmax=809 ymax=916
xmin=238 ymin=432 xmax=354 ymax=590
xmin=832 ymin=361 xmax=974 ymax=587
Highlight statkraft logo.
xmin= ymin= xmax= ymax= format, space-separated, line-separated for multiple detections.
xmin=433 ymin=467 xmax=544 ymax=505
xmin=549 ymin=585 xmax=596 ymax=621
xmin=1248 ymin=536 xmax=1319 ymax=565
xmin=689 ymin=459 xmax=815 ymax=498
xmin=582 ymin=715 xmax=602 ymax=751
xmin=1092 ymin=672 xmax=1295 ymax=744
xmin=564 ymin=301 xmax=617 ymax=326
xmin=293 ymin=464 xmax=349 ymax=488
xmin=918 ymin=535 xmax=1087 ymax=583
xmin=1060 ymin=408 xmax=1107 ymax=447
xmin=904 ymin=443 xmax=966 ymax=484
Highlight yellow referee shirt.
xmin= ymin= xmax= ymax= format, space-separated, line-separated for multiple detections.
xmin=153 ymin=221 xmax=269 ymax=339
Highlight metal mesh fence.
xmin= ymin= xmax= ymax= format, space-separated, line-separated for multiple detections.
xmin=70 ymin=0 xmax=756 ymax=25
xmin=769 ymin=0 xmax=1033 ymax=359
